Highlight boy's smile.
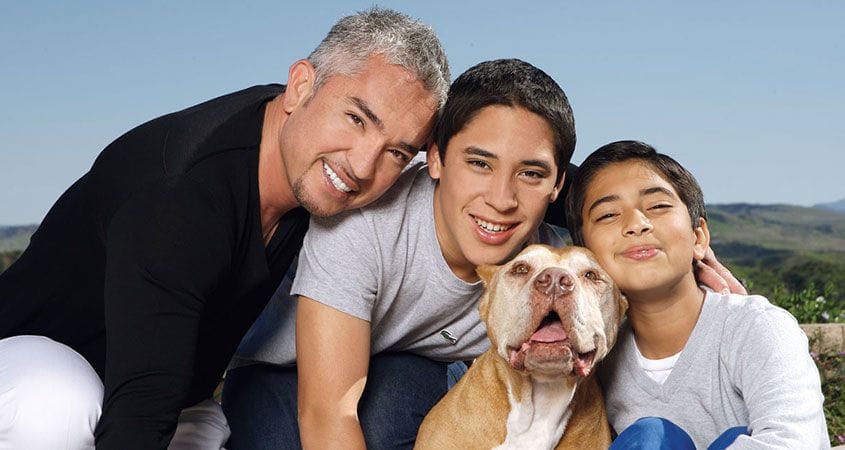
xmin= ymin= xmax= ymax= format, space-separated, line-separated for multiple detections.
xmin=580 ymin=161 xmax=708 ymax=300
xmin=428 ymin=105 xmax=563 ymax=282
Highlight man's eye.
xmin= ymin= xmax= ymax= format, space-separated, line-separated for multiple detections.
xmin=348 ymin=113 xmax=364 ymax=126
xmin=388 ymin=149 xmax=410 ymax=163
xmin=511 ymin=262 xmax=530 ymax=275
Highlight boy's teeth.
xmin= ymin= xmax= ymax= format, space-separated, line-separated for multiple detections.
xmin=474 ymin=217 xmax=513 ymax=232
xmin=323 ymin=162 xmax=351 ymax=193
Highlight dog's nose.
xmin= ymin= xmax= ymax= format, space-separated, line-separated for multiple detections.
xmin=534 ymin=268 xmax=575 ymax=296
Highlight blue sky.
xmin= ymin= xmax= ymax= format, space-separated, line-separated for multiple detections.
xmin=1 ymin=1 xmax=843 ymax=225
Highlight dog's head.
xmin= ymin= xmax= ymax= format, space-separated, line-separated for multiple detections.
xmin=477 ymin=245 xmax=627 ymax=380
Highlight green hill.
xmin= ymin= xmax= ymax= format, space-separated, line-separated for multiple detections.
xmin=0 ymin=225 xmax=37 ymax=272
xmin=707 ymin=204 xmax=845 ymax=319
xmin=0 ymin=224 xmax=38 ymax=252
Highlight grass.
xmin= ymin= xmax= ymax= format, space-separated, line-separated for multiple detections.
xmin=812 ymin=344 xmax=845 ymax=446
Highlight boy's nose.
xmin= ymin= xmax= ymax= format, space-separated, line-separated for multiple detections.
xmin=485 ymin=177 xmax=518 ymax=212
xmin=624 ymin=211 xmax=652 ymax=236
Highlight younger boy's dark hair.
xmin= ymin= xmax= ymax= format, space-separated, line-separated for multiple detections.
xmin=432 ymin=59 xmax=576 ymax=184
xmin=565 ymin=140 xmax=706 ymax=245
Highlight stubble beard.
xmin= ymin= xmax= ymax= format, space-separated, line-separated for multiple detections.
xmin=292 ymin=174 xmax=338 ymax=218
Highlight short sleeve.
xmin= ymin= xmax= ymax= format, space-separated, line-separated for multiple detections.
xmin=291 ymin=211 xmax=380 ymax=322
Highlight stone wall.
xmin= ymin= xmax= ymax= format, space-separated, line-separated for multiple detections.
xmin=801 ymin=323 xmax=845 ymax=353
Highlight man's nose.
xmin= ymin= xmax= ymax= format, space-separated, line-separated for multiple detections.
xmin=348 ymin=141 xmax=382 ymax=182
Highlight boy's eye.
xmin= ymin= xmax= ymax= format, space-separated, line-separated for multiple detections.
xmin=596 ymin=212 xmax=617 ymax=222
xmin=519 ymin=170 xmax=547 ymax=180
xmin=649 ymin=203 xmax=672 ymax=211
xmin=468 ymin=160 xmax=491 ymax=170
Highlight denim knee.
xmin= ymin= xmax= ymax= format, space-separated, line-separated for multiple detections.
xmin=610 ymin=416 xmax=695 ymax=450
xmin=221 ymin=364 xmax=300 ymax=450
xmin=359 ymin=353 xmax=452 ymax=450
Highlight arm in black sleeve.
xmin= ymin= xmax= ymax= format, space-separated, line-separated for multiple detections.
xmin=544 ymin=162 xmax=579 ymax=230
xmin=94 ymin=179 xmax=231 ymax=450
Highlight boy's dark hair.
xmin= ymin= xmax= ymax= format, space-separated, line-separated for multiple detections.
xmin=432 ymin=59 xmax=575 ymax=183
xmin=565 ymin=140 xmax=706 ymax=245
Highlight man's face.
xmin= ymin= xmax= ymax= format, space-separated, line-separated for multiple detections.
xmin=428 ymin=105 xmax=564 ymax=282
xmin=579 ymin=161 xmax=708 ymax=299
xmin=280 ymin=55 xmax=438 ymax=217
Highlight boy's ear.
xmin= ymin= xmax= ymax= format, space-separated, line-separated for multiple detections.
xmin=427 ymin=144 xmax=443 ymax=180
xmin=548 ymin=172 xmax=566 ymax=203
xmin=282 ymin=59 xmax=316 ymax=113
xmin=693 ymin=217 xmax=710 ymax=261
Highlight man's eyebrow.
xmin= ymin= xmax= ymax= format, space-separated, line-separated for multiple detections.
xmin=351 ymin=97 xmax=383 ymax=130
xmin=351 ymin=97 xmax=422 ymax=154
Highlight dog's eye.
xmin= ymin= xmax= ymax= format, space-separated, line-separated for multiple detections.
xmin=510 ymin=262 xmax=531 ymax=276
xmin=584 ymin=270 xmax=599 ymax=281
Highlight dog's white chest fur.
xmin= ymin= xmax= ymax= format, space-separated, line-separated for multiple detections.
xmin=494 ymin=381 xmax=576 ymax=450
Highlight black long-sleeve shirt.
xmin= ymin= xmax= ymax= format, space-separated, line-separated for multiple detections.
xmin=0 ymin=85 xmax=309 ymax=449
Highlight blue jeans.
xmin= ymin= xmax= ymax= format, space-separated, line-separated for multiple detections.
xmin=221 ymin=352 xmax=467 ymax=450
xmin=610 ymin=417 xmax=749 ymax=450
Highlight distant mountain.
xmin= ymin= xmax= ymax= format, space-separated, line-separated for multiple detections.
xmin=707 ymin=203 xmax=845 ymax=253
xmin=706 ymin=203 xmax=845 ymax=301
xmin=0 ymin=224 xmax=38 ymax=252
xmin=814 ymin=198 xmax=845 ymax=215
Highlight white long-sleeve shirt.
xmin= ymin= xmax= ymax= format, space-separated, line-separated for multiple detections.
xmin=600 ymin=291 xmax=830 ymax=449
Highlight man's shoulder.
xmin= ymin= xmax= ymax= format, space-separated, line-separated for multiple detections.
xmin=93 ymin=85 xmax=283 ymax=176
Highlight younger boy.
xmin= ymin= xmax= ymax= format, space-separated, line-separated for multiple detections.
xmin=565 ymin=140 xmax=828 ymax=448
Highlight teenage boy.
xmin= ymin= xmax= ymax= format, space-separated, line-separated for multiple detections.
xmin=565 ymin=141 xmax=828 ymax=448
xmin=223 ymin=59 xmax=574 ymax=449
xmin=0 ymin=8 xmax=448 ymax=449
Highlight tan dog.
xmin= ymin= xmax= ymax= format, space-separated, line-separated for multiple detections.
xmin=416 ymin=245 xmax=627 ymax=449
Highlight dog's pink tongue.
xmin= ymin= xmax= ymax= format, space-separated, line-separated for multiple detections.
xmin=530 ymin=320 xmax=567 ymax=343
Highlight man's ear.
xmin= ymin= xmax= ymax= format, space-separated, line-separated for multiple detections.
xmin=282 ymin=59 xmax=316 ymax=113
xmin=693 ymin=217 xmax=710 ymax=261
xmin=549 ymin=172 xmax=566 ymax=203
xmin=427 ymin=144 xmax=443 ymax=180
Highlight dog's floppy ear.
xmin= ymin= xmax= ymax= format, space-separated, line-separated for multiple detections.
xmin=476 ymin=264 xmax=499 ymax=322
xmin=476 ymin=264 xmax=497 ymax=286
xmin=618 ymin=292 xmax=629 ymax=317
xmin=603 ymin=290 xmax=629 ymax=349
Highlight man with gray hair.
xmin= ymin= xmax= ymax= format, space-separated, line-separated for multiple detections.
xmin=0 ymin=8 xmax=447 ymax=450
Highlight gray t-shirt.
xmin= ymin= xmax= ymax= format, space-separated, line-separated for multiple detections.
xmin=600 ymin=291 xmax=829 ymax=448
xmin=231 ymin=161 xmax=563 ymax=366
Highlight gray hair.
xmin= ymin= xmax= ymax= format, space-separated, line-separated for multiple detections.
xmin=307 ymin=8 xmax=450 ymax=108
